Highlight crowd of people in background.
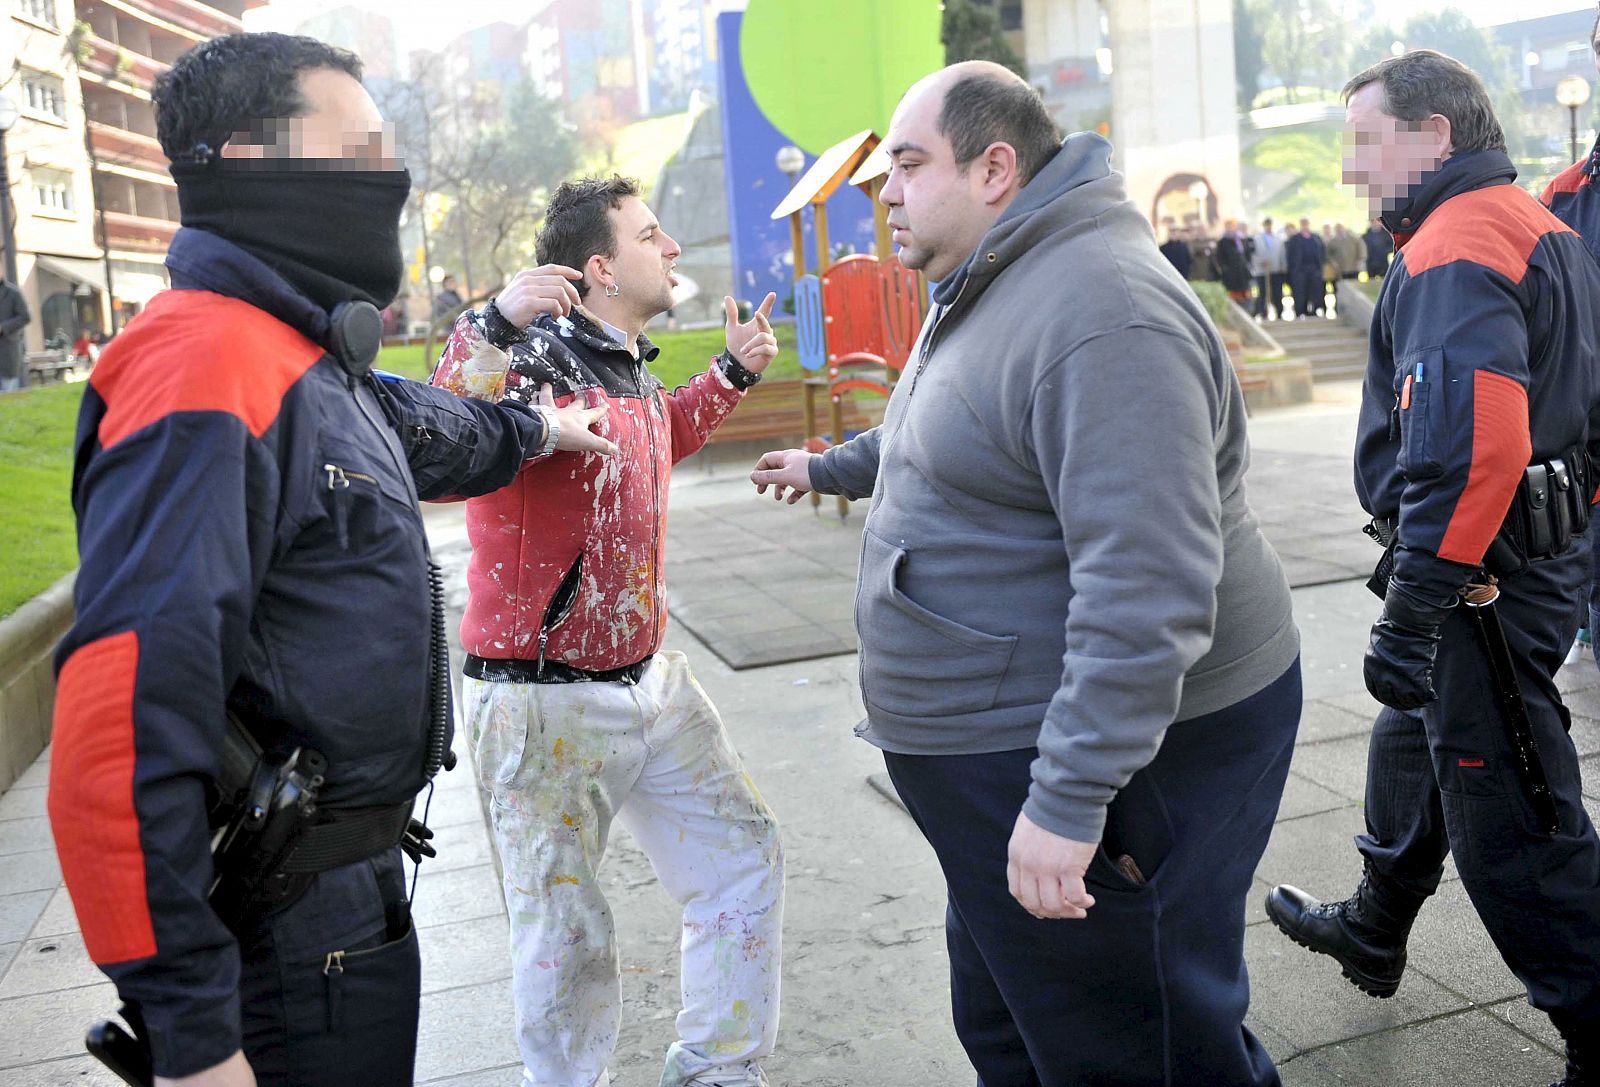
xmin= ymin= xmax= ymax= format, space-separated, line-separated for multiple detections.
xmin=1159 ymin=215 xmax=1394 ymax=320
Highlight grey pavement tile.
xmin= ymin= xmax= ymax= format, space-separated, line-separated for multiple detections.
xmin=1280 ymin=556 xmax=1365 ymax=587
xmin=0 ymin=980 xmax=119 ymax=1069
xmin=8 ymin=761 xmax=48 ymax=792
xmin=1321 ymin=689 xmax=1385 ymax=721
xmin=28 ymin=891 xmax=76 ymax=940
xmin=5 ymin=853 xmax=61 ymax=897
xmin=1274 ymin=771 xmax=1355 ymax=822
xmin=0 ymin=946 xmax=15 ymax=981
xmin=417 ymin=914 xmax=512 ymax=995
xmin=0 ymin=934 xmax=102 ymax=1001
xmin=0 ymin=819 xmax=52 ymax=858
xmin=1255 ymin=805 xmax=1367 ymax=891
xmin=425 ymin=820 xmax=494 ymax=875
xmin=1569 ymin=715 xmax=1600 ymax=760
xmin=1564 ymin=684 xmax=1600 ymax=719
xmin=0 ymin=1054 xmax=125 ymax=1085
xmin=1485 ymin=996 xmax=1564 ymax=1054
xmin=0 ymin=892 xmax=50 ymax=945
xmin=1405 ymin=880 xmax=1522 ymax=1006
xmin=1243 ymin=1014 xmax=1299 ymax=1067
xmin=1276 ymin=1008 xmax=1563 ymax=1087
xmin=1285 ymin=735 xmax=1373 ymax=805
xmin=1556 ymin=661 xmax=1600 ymax=695
xmin=417 ymin=1063 xmax=524 ymax=1087
xmin=414 ymin=863 xmax=505 ymax=931
xmin=420 ymin=774 xmax=486 ymax=830
xmin=1245 ymin=923 xmax=1470 ymax=1053
xmin=1295 ymin=700 xmax=1373 ymax=745
xmin=414 ymin=979 xmax=521 ymax=1083
xmin=0 ymin=788 xmax=46 ymax=823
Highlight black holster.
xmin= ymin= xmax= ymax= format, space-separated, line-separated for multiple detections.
xmin=1484 ymin=448 xmax=1592 ymax=577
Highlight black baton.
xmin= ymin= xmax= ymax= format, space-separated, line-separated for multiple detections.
xmin=86 ymin=1010 xmax=152 ymax=1087
xmin=1461 ymin=578 xmax=1561 ymax=836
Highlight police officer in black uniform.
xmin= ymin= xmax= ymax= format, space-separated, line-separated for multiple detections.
xmin=46 ymin=34 xmax=613 ymax=1087
xmin=1265 ymin=51 xmax=1600 ymax=1087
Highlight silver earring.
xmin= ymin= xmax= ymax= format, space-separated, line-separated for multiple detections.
xmin=604 ymin=282 xmax=621 ymax=298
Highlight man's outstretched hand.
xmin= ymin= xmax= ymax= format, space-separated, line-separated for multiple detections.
xmin=540 ymin=383 xmax=618 ymax=457
xmin=1007 ymin=811 xmax=1097 ymax=921
xmin=724 ymin=293 xmax=779 ymax=373
xmin=751 ymin=448 xmax=816 ymax=504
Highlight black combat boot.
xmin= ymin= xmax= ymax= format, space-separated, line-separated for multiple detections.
xmin=1550 ymin=1016 xmax=1594 ymax=1086
xmin=1264 ymin=864 xmax=1423 ymax=999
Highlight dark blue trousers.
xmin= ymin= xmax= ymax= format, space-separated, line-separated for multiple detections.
xmin=237 ymin=848 xmax=421 ymax=1086
xmin=884 ymin=661 xmax=1301 ymax=1087
xmin=1359 ymin=543 xmax=1600 ymax=1026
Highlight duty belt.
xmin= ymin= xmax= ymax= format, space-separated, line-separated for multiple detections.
xmin=1368 ymin=446 xmax=1593 ymax=579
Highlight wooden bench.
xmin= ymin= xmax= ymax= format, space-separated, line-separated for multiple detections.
xmin=707 ymin=377 xmax=878 ymax=447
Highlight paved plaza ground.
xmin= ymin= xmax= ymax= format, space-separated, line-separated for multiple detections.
xmin=2 ymin=379 xmax=1596 ymax=1085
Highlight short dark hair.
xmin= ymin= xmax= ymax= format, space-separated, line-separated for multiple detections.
xmin=536 ymin=176 xmax=643 ymax=299
xmin=936 ymin=74 xmax=1062 ymax=187
xmin=153 ymin=32 xmax=363 ymax=162
xmin=1342 ymin=49 xmax=1505 ymax=154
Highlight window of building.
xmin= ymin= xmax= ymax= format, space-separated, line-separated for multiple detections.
xmin=999 ymin=0 xmax=1022 ymax=31
xmin=32 ymin=168 xmax=75 ymax=215
xmin=21 ymin=70 xmax=68 ymax=122
xmin=15 ymin=0 xmax=56 ymax=26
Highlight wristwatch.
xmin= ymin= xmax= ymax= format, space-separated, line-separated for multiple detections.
xmin=534 ymin=404 xmax=560 ymax=456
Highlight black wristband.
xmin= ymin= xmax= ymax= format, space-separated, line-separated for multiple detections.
xmin=718 ymin=350 xmax=762 ymax=390
xmin=483 ymin=300 xmax=530 ymax=349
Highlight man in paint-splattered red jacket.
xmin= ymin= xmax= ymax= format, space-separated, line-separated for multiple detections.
xmin=433 ymin=291 xmax=746 ymax=673
xmin=430 ymin=175 xmax=785 ymax=1087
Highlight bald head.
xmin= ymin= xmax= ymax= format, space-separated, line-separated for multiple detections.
xmin=879 ymin=62 xmax=1061 ymax=281
xmin=893 ymin=61 xmax=1060 ymax=188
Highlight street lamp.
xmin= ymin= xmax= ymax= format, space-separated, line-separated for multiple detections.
xmin=775 ymin=145 xmax=807 ymax=276
xmin=0 ymin=94 xmax=19 ymax=285
xmin=1557 ymin=75 xmax=1592 ymax=165
xmin=775 ymin=145 xmax=805 ymax=180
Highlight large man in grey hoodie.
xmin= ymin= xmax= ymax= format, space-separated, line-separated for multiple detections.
xmin=752 ymin=62 xmax=1302 ymax=1084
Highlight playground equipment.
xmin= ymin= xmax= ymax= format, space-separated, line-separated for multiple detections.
xmin=771 ymin=130 xmax=929 ymax=516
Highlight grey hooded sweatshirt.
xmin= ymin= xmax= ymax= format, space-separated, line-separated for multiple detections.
xmin=809 ymin=133 xmax=1300 ymax=843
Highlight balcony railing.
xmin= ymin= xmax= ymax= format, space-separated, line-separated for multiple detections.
xmin=88 ymin=122 xmax=170 ymax=176
xmin=103 ymin=210 xmax=178 ymax=252
xmin=81 ymin=35 xmax=169 ymax=91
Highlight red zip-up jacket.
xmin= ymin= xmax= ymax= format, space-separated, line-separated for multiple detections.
xmin=431 ymin=306 xmax=751 ymax=671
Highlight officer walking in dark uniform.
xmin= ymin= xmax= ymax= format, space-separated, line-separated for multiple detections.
xmin=45 ymin=34 xmax=613 ymax=1087
xmin=1265 ymin=51 xmax=1600 ymax=1087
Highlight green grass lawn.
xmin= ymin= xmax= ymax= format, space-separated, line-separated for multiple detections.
xmin=382 ymin=324 xmax=805 ymax=388
xmin=0 ymin=383 xmax=86 ymax=618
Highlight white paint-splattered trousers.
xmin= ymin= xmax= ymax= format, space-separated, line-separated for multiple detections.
xmin=463 ymin=651 xmax=784 ymax=1087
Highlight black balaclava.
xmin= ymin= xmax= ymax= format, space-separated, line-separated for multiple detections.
xmin=171 ymin=156 xmax=411 ymax=313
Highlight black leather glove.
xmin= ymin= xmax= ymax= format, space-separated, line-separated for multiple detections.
xmin=1363 ymin=546 xmax=1471 ymax=709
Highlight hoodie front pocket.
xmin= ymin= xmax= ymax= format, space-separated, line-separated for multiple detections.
xmin=857 ymin=529 xmax=1018 ymax=718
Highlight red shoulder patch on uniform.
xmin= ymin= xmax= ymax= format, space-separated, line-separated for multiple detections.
xmin=90 ymin=291 xmax=325 ymax=450
xmin=47 ymin=631 xmax=157 ymax=965
xmin=1541 ymin=160 xmax=1590 ymax=205
xmin=1403 ymin=186 xmax=1575 ymax=284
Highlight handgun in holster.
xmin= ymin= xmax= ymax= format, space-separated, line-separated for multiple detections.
xmin=207 ymin=710 xmax=327 ymax=929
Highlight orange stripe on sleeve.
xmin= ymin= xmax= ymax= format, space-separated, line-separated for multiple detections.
xmin=47 ymin=631 xmax=158 ymax=965
xmin=1437 ymin=370 xmax=1531 ymax=565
